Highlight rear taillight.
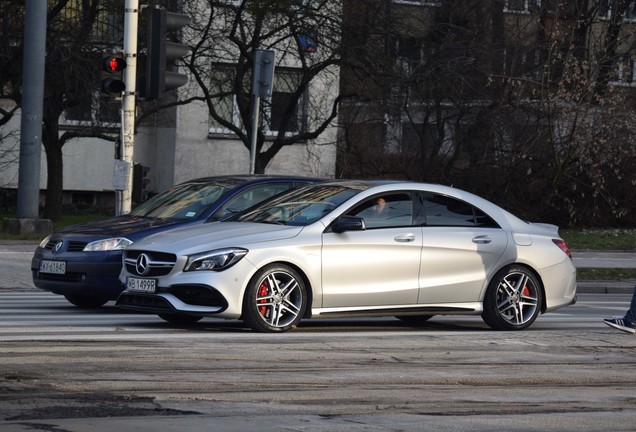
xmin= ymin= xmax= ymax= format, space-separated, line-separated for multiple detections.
xmin=552 ymin=239 xmax=572 ymax=259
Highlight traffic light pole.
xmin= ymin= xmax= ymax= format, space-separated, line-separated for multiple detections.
xmin=119 ymin=0 xmax=139 ymax=215
xmin=249 ymin=50 xmax=275 ymax=175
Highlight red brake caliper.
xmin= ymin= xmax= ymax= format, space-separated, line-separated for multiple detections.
xmin=258 ymin=281 xmax=269 ymax=316
xmin=522 ymin=286 xmax=530 ymax=297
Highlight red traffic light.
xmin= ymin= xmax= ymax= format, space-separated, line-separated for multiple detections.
xmin=103 ymin=55 xmax=127 ymax=72
xmin=101 ymin=53 xmax=126 ymax=96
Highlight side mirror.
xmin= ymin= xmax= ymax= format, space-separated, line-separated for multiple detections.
xmin=331 ymin=216 xmax=366 ymax=233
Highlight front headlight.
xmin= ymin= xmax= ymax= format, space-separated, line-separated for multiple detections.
xmin=184 ymin=247 xmax=248 ymax=272
xmin=38 ymin=235 xmax=51 ymax=248
xmin=83 ymin=238 xmax=133 ymax=252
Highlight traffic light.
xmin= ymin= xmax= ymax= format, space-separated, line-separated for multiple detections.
xmin=144 ymin=6 xmax=191 ymax=100
xmin=132 ymin=164 xmax=151 ymax=204
xmin=101 ymin=53 xmax=126 ymax=96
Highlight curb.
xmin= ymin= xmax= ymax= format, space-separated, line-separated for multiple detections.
xmin=577 ymin=280 xmax=634 ymax=294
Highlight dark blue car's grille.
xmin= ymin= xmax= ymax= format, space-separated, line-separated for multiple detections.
xmin=33 ymin=269 xmax=83 ymax=282
xmin=67 ymin=241 xmax=88 ymax=252
xmin=45 ymin=239 xmax=88 ymax=252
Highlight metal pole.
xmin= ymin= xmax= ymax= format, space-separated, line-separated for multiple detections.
xmin=16 ymin=0 xmax=47 ymax=219
xmin=120 ymin=0 xmax=139 ymax=214
xmin=249 ymin=94 xmax=260 ymax=175
xmin=249 ymin=49 xmax=275 ymax=175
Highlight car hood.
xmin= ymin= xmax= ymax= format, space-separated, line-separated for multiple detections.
xmin=55 ymin=216 xmax=180 ymax=239
xmin=132 ymin=222 xmax=304 ymax=254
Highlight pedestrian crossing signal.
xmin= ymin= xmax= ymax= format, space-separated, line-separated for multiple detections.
xmin=101 ymin=53 xmax=127 ymax=96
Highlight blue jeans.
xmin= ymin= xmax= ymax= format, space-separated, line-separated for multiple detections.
xmin=625 ymin=284 xmax=636 ymax=324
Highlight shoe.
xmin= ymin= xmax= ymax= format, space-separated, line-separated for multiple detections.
xmin=603 ymin=318 xmax=636 ymax=334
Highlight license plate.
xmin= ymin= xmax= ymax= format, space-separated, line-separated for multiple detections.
xmin=126 ymin=277 xmax=157 ymax=293
xmin=40 ymin=260 xmax=66 ymax=274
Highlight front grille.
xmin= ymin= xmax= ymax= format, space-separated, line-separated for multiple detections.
xmin=67 ymin=241 xmax=88 ymax=252
xmin=44 ymin=239 xmax=88 ymax=252
xmin=34 ymin=269 xmax=83 ymax=282
xmin=117 ymin=293 xmax=173 ymax=312
xmin=124 ymin=250 xmax=177 ymax=277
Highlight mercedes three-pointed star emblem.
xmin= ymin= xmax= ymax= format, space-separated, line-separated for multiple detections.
xmin=135 ymin=253 xmax=150 ymax=276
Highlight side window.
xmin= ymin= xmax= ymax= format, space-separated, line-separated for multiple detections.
xmin=221 ymin=184 xmax=292 ymax=216
xmin=348 ymin=193 xmax=413 ymax=228
xmin=418 ymin=192 xmax=499 ymax=228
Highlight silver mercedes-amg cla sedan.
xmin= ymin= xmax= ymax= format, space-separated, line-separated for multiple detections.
xmin=116 ymin=180 xmax=577 ymax=332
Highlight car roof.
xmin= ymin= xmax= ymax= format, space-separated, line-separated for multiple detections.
xmin=176 ymin=174 xmax=324 ymax=186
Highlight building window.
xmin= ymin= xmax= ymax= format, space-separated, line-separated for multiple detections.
xmin=62 ymin=93 xmax=120 ymax=126
xmin=221 ymin=0 xmax=311 ymax=8
xmin=264 ymin=70 xmax=303 ymax=135
xmin=393 ymin=36 xmax=431 ymax=77
xmin=208 ymin=67 xmax=241 ymax=134
xmin=400 ymin=123 xmax=437 ymax=156
xmin=209 ymin=66 xmax=305 ymax=137
xmin=504 ymin=0 xmax=541 ymax=14
xmin=502 ymin=47 xmax=545 ymax=81
xmin=609 ymin=56 xmax=636 ymax=87
xmin=599 ymin=0 xmax=636 ymax=21
xmin=392 ymin=0 xmax=441 ymax=6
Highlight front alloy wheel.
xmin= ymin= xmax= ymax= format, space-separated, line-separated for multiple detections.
xmin=243 ymin=264 xmax=307 ymax=333
xmin=482 ymin=266 xmax=542 ymax=331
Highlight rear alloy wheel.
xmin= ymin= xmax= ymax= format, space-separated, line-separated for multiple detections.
xmin=158 ymin=313 xmax=203 ymax=324
xmin=64 ymin=294 xmax=109 ymax=308
xmin=243 ymin=264 xmax=307 ymax=333
xmin=482 ymin=266 xmax=542 ymax=331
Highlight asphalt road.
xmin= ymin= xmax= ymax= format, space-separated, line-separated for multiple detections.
xmin=1 ymin=240 xmax=636 ymax=431
xmin=0 ymin=290 xmax=635 ymax=431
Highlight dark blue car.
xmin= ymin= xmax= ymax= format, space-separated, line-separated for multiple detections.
xmin=31 ymin=175 xmax=320 ymax=307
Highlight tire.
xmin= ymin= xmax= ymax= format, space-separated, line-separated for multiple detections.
xmin=396 ymin=315 xmax=434 ymax=325
xmin=242 ymin=264 xmax=307 ymax=333
xmin=158 ymin=313 xmax=203 ymax=324
xmin=482 ymin=266 xmax=542 ymax=331
xmin=64 ymin=294 xmax=109 ymax=308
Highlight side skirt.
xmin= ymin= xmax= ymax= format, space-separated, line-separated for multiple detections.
xmin=311 ymin=303 xmax=482 ymax=319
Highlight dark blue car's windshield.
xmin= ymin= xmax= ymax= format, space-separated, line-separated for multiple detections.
xmin=129 ymin=182 xmax=234 ymax=220
xmin=235 ymin=184 xmax=363 ymax=226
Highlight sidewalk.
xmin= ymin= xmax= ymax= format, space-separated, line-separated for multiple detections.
xmin=576 ymin=280 xmax=633 ymax=294
xmin=571 ymin=251 xmax=635 ymax=294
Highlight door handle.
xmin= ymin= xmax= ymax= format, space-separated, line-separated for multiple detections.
xmin=395 ymin=234 xmax=415 ymax=242
xmin=472 ymin=235 xmax=492 ymax=244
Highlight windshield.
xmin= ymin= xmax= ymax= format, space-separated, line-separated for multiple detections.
xmin=235 ymin=184 xmax=364 ymax=226
xmin=129 ymin=181 xmax=234 ymax=220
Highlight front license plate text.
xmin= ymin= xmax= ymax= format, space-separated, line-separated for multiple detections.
xmin=127 ymin=277 xmax=156 ymax=293
xmin=40 ymin=260 xmax=66 ymax=274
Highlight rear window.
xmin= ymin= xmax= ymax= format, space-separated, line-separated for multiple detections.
xmin=417 ymin=193 xmax=499 ymax=228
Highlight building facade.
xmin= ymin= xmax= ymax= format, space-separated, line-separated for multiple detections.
xmin=336 ymin=0 xmax=636 ymax=225
xmin=0 ymin=0 xmax=340 ymax=212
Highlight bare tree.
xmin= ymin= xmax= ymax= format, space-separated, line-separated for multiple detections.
xmin=338 ymin=0 xmax=636 ymax=226
xmin=0 ymin=0 xmax=127 ymax=221
xmin=180 ymin=0 xmax=345 ymax=173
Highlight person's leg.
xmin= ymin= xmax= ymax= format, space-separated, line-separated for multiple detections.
xmin=603 ymin=285 xmax=636 ymax=333
xmin=624 ymin=285 xmax=636 ymax=324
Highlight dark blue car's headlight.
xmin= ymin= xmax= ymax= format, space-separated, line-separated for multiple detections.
xmin=83 ymin=238 xmax=133 ymax=252
xmin=38 ymin=235 xmax=51 ymax=248
xmin=184 ymin=248 xmax=248 ymax=272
